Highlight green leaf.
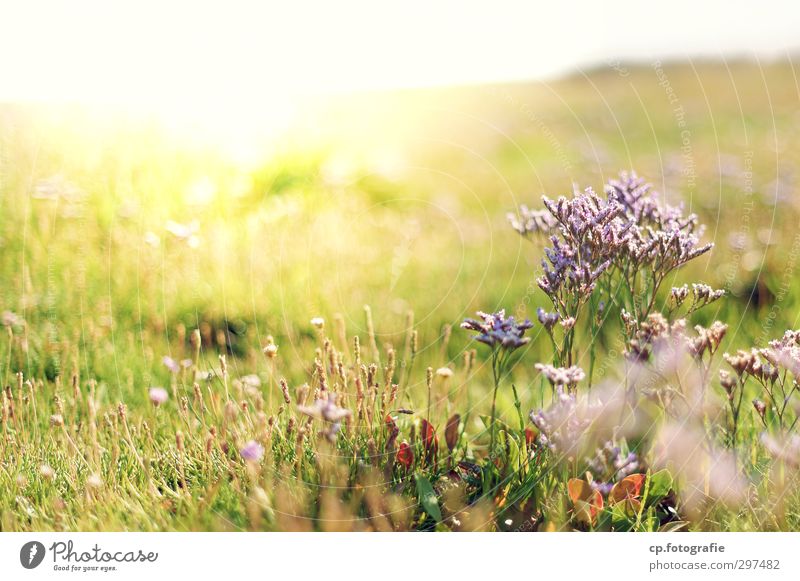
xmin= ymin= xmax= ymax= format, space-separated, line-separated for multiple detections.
xmin=415 ymin=475 xmax=442 ymax=523
xmin=646 ymin=469 xmax=673 ymax=505
xmin=505 ymin=431 xmax=522 ymax=479
xmin=659 ymin=520 xmax=689 ymax=532
xmin=611 ymin=502 xmax=634 ymax=531
xmin=479 ymin=415 xmax=513 ymax=434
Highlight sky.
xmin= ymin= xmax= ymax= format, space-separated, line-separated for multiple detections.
xmin=0 ymin=0 xmax=797 ymax=135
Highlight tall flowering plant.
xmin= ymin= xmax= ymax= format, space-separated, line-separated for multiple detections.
xmin=510 ymin=172 xmax=717 ymax=374
xmin=461 ymin=310 xmax=532 ymax=460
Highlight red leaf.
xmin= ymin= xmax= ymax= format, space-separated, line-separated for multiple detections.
xmin=396 ymin=440 xmax=414 ymax=470
xmin=524 ymin=427 xmax=538 ymax=448
xmin=420 ymin=419 xmax=439 ymax=465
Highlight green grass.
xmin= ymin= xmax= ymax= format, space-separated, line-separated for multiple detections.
xmin=1 ymin=60 xmax=800 ymax=531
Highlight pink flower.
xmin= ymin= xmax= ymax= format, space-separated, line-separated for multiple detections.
xmin=162 ymin=356 xmax=180 ymax=374
xmin=240 ymin=440 xmax=264 ymax=462
xmin=149 ymin=387 xmax=169 ymax=406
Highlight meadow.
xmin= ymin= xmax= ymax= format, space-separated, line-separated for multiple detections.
xmin=1 ymin=59 xmax=800 ymax=531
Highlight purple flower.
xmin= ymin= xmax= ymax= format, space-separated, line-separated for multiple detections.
xmin=587 ymin=441 xmax=640 ymax=490
xmin=461 ymin=309 xmax=533 ymax=351
xmin=297 ymin=394 xmax=352 ymax=442
xmin=536 ymin=308 xmax=559 ymax=331
xmin=529 ymin=388 xmax=589 ymax=455
xmin=537 ymin=190 xmax=632 ymax=303
xmin=148 ymin=387 xmax=169 ymax=406
xmin=240 ymin=440 xmax=264 ymax=462
xmin=534 ymin=363 xmax=585 ymax=389
xmin=507 ymin=205 xmax=558 ymax=236
xmin=512 ymin=171 xmax=714 ymax=310
xmin=162 ymin=356 xmax=180 ymax=374
xmin=604 ymin=170 xmax=661 ymax=224
xmin=298 ymin=394 xmax=352 ymax=423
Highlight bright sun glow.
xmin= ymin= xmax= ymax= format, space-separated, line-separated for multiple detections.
xmin=0 ymin=0 xmax=796 ymax=152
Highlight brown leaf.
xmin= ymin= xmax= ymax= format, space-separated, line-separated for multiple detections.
xmin=445 ymin=414 xmax=460 ymax=452
xmin=609 ymin=473 xmax=646 ymax=506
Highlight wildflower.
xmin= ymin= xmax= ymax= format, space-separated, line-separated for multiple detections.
xmin=310 ymin=317 xmax=325 ymax=330
xmin=535 ymin=363 xmax=585 ymax=389
xmin=724 ymin=349 xmax=757 ymax=376
xmin=460 ymin=309 xmax=533 ymax=351
xmin=604 ymin=170 xmax=661 ymax=223
xmin=300 ymin=395 xmax=353 ymax=442
xmin=587 ymin=442 xmax=640 ymax=493
xmin=687 ymin=321 xmax=728 ymax=359
xmin=760 ymin=433 xmax=800 ymax=467
xmin=263 ymin=338 xmax=278 ymax=358
xmin=669 ymin=285 xmax=689 ymax=307
xmin=691 ymin=283 xmax=725 ymax=310
xmin=148 ymin=387 xmax=169 ymax=406
xmin=753 ymin=399 xmax=767 ymax=419
xmin=719 ymin=370 xmax=736 ymax=398
xmin=297 ymin=394 xmax=352 ymax=423
xmin=764 ymin=329 xmax=800 ymax=376
xmin=536 ymin=307 xmax=559 ymax=331
xmin=2 ymin=311 xmax=21 ymax=327
xmin=560 ymin=317 xmax=576 ymax=330
xmin=40 ymin=464 xmax=55 ymax=481
xmin=624 ymin=313 xmax=686 ymax=362
xmin=724 ymin=349 xmax=778 ymax=383
xmin=435 ymin=367 xmax=454 ymax=379
xmin=529 ymin=389 xmax=590 ymax=454
xmin=240 ymin=440 xmax=264 ymax=463
xmin=162 ymin=356 xmax=180 ymax=374
xmin=507 ymin=205 xmax=558 ymax=236
xmin=537 ymin=190 xmax=631 ymax=302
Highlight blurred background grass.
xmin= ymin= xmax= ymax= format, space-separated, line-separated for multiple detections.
xmin=1 ymin=59 xmax=798 ymax=412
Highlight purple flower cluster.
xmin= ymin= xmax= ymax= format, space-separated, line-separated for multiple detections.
xmin=605 ymin=171 xmax=661 ymax=223
xmin=461 ymin=309 xmax=533 ymax=351
xmin=511 ymin=171 xmax=714 ymax=318
xmin=529 ymin=388 xmax=590 ymax=454
xmin=609 ymin=172 xmax=713 ymax=274
xmin=534 ymin=363 xmax=585 ymax=391
xmin=764 ymin=329 xmax=800 ymax=376
xmin=587 ymin=441 xmax=640 ymax=495
xmin=537 ymin=190 xmax=632 ymax=303
xmin=507 ymin=204 xmax=558 ymax=236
